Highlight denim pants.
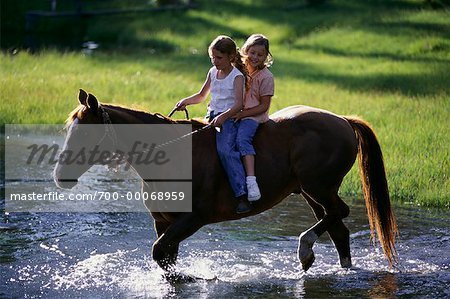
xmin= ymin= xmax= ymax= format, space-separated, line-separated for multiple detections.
xmin=236 ymin=119 xmax=259 ymax=156
xmin=209 ymin=111 xmax=247 ymax=197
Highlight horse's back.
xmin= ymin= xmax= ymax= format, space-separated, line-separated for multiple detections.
xmin=271 ymin=105 xmax=344 ymax=123
xmin=263 ymin=105 xmax=358 ymax=188
xmin=269 ymin=105 xmax=356 ymax=143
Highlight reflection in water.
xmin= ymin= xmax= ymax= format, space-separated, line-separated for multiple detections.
xmin=368 ymin=273 xmax=398 ymax=298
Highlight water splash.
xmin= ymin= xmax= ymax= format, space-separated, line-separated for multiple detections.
xmin=49 ymin=249 xmax=172 ymax=298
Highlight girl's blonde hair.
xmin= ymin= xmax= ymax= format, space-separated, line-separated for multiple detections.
xmin=208 ymin=35 xmax=249 ymax=90
xmin=241 ymin=34 xmax=273 ymax=69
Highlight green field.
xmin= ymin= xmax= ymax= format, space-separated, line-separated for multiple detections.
xmin=1 ymin=0 xmax=449 ymax=206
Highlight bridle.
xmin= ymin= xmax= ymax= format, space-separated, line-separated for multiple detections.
xmin=97 ymin=105 xmax=119 ymax=150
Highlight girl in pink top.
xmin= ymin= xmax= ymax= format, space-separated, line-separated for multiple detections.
xmin=235 ymin=34 xmax=275 ymax=202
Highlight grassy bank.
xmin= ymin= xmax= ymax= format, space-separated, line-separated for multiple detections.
xmin=1 ymin=0 xmax=449 ymax=207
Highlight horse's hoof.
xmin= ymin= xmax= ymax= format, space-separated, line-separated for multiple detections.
xmin=298 ymin=231 xmax=317 ymax=271
xmin=164 ymin=271 xmax=197 ymax=284
xmin=340 ymin=257 xmax=352 ymax=268
xmin=300 ymin=251 xmax=315 ymax=271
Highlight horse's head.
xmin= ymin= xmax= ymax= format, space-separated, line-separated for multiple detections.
xmin=53 ymin=89 xmax=112 ymax=189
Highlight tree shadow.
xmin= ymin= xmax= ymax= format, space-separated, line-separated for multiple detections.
xmin=294 ymin=44 xmax=450 ymax=64
xmin=4 ymin=0 xmax=442 ymax=51
xmin=6 ymin=0 xmax=448 ymax=98
xmin=85 ymin=12 xmax=248 ymax=53
xmin=370 ymin=20 xmax=450 ymax=39
xmin=273 ymin=56 xmax=450 ymax=97
xmin=195 ymin=0 xmax=427 ymax=43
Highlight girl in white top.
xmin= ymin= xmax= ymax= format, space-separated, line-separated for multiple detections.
xmin=207 ymin=65 xmax=243 ymax=120
xmin=175 ymin=35 xmax=252 ymax=213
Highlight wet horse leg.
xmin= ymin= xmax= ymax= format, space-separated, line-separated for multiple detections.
xmin=154 ymin=220 xmax=169 ymax=237
xmin=153 ymin=220 xmax=180 ymax=267
xmin=302 ymin=192 xmax=352 ymax=268
xmin=152 ymin=213 xmax=204 ymax=272
xmin=298 ymin=188 xmax=349 ymax=271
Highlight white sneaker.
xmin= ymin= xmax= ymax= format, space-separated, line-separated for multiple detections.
xmin=246 ymin=176 xmax=261 ymax=202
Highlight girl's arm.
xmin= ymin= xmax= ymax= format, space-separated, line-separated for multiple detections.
xmin=176 ymin=73 xmax=211 ymax=110
xmin=211 ymin=75 xmax=244 ymax=127
xmin=234 ymin=95 xmax=272 ymax=120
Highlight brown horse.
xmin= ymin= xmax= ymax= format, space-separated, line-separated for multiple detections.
xmin=54 ymin=89 xmax=397 ymax=276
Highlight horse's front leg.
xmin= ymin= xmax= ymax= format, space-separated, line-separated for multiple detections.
xmin=152 ymin=220 xmax=179 ymax=270
xmin=152 ymin=213 xmax=204 ymax=275
xmin=152 ymin=241 xmax=179 ymax=271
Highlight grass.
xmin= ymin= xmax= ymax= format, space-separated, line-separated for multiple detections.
xmin=1 ymin=0 xmax=449 ymax=207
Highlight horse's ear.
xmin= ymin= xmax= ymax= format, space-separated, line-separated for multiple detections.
xmin=87 ymin=93 xmax=99 ymax=114
xmin=78 ymin=89 xmax=88 ymax=106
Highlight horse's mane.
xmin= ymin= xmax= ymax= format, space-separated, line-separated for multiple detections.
xmin=65 ymin=105 xmax=86 ymax=128
xmin=65 ymin=103 xmax=207 ymax=128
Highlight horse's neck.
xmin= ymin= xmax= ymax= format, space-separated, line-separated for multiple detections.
xmin=104 ymin=105 xmax=206 ymax=130
xmin=104 ymin=105 xmax=171 ymax=125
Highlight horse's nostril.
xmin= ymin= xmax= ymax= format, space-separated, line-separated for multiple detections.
xmin=54 ymin=178 xmax=78 ymax=189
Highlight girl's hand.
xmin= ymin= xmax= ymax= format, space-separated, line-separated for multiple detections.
xmin=234 ymin=110 xmax=245 ymax=121
xmin=175 ymin=99 xmax=187 ymax=110
xmin=211 ymin=114 xmax=227 ymax=127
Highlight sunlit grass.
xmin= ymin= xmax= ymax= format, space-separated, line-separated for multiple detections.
xmin=1 ymin=0 xmax=449 ymax=206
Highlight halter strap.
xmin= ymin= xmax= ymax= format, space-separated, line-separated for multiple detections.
xmin=97 ymin=105 xmax=118 ymax=150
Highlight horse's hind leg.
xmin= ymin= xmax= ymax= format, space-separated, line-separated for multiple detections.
xmin=297 ymin=188 xmax=350 ymax=271
xmin=302 ymin=192 xmax=352 ymax=268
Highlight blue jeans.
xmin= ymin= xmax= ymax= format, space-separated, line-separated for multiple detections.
xmin=236 ymin=119 xmax=259 ymax=156
xmin=210 ymin=112 xmax=247 ymax=197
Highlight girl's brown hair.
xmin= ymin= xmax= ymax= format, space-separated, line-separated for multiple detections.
xmin=241 ymin=34 xmax=273 ymax=69
xmin=208 ymin=35 xmax=249 ymax=90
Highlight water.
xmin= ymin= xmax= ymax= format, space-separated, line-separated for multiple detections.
xmin=1 ymin=194 xmax=449 ymax=298
xmin=1 ymin=136 xmax=449 ymax=298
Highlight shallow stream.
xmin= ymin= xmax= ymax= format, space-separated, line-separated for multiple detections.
xmin=1 ymin=133 xmax=449 ymax=298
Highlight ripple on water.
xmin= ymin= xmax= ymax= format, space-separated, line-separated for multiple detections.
xmin=1 ymin=195 xmax=449 ymax=298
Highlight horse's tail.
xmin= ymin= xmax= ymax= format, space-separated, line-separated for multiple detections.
xmin=345 ymin=116 xmax=398 ymax=266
